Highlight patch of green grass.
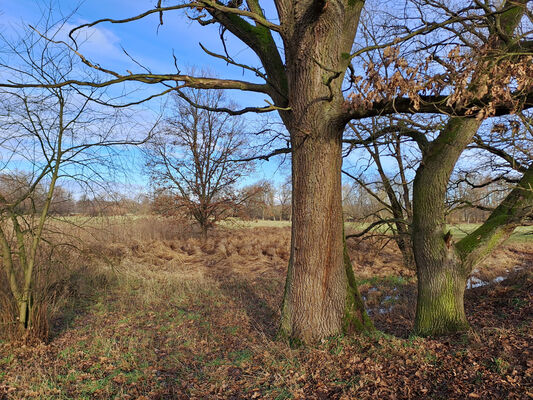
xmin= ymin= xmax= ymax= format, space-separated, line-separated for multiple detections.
xmin=206 ymin=357 xmax=226 ymax=367
xmin=508 ymin=225 xmax=533 ymax=242
xmin=512 ymin=297 xmax=526 ymax=309
xmin=0 ymin=353 xmax=14 ymax=365
xmin=225 ymin=326 xmax=239 ymax=335
xmin=334 ymin=374 xmax=361 ymax=388
xmin=116 ymin=316 xmax=130 ymax=324
xmin=123 ymin=369 xmax=144 ymax=384
xmin=91 ymin=301 xmax=109 ymax=316
xmin=185 ymin=312 xmax=201 ymax=321
xmin=346 ymin=222 xmax=533 ymax=242
xmin=56 ymin=371 xmax=80 ymax=384
xmin=80 ymin=375 xmax=113 ymax=395
xmin=229 ymin=348 xmax=253 ymax=366
xmin=325 ymin=335 xmax=346 ymax=355
xmin=91 ymin=337 xmax=117 ymax=357
xmin=364 ymin=330 xmax=396 ymax=342
xmin=474 ymin=370 xmax=484 ymax=384
xmin=488 ymin=357 xmax=510 ymax=375
xmin=402 ymin=335 xmax=421 ymax=348
xmin=57 ymin=346 xmax=76 ymax=360
xmin=423 ymin=351 xmax=439 ymax=366
xmin=448 ymin=224 xmax=533 ymax=242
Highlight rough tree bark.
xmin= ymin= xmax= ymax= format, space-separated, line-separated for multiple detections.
xmin=412 ymin=0 xmax=529 ymax=336
xmin=277 ymin=0 xmax=373 ymax=342
xmin=412 ymin=118 xmax=481 ymax=335
xmin=414 ymin=153 xmax=533 ymax=336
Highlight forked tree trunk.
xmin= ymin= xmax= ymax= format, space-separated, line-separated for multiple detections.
xmin=413 ymin=116 xmax=533 ymax=336
xmin=412 ymin=117 xmax=480 ymax=336
xmin=412 ymin=0 xmax=528 ymax=336
xmin=415 ymin=163 xmax=533 ymax=335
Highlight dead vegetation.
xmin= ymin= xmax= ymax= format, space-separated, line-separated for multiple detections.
xmin=0 ymin=218 xmax=531 ymax=399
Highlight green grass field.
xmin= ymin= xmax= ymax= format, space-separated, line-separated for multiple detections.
xmin=222 ymin=219 xmax=533 ymax=242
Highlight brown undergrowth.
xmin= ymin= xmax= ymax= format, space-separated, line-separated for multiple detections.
xmin=0 ymin=220 xmax=531 ymax=399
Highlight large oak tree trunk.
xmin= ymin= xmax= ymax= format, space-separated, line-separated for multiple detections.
xmin=276 ymin=0 xmax=370 ymax=343
xmin=279 ymin=119 xmax=372 ymax=342
xmin=280 ymin=125 xmax=345 ymax=342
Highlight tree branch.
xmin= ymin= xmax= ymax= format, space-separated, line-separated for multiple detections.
xmin=69 ymin=2 xmax=280 ymax=42
xmin=175 ymin=89 xmax=290 ymax=115
xmin=345 ymin=218 xmax=409 ymax=239
xmin=344 ymin=92 xmax=533 ymax=121
xmin=471 ymin=135 xmax=528 ymax=173
xmin=1 ymin=73 xmax=271 ymax=94
xmin=228 ymin=147 xmax=291 ymax=162
xmin=344 ymin=121 xmax=429 ymax=152
xmin=455 ymin=162 xmax=533 ymax=269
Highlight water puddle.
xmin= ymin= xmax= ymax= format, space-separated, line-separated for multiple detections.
xmin=466 ymin=276 xmax=488 ymax=289
xmin=383 ymin=294 xmax=400 ymax=302
xmin=466 ymin=273 xmax=512 ymax=289
xmin=364 ymin=265 xmax=524 ymax=315
xmin=364 ymin=287 xmax=400 ymax=315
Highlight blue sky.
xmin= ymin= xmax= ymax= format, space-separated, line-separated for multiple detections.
xmin=0 ymin=0 xmax=290 ymax=195
xmin=1 ymin=0 xmax=441 ymax=199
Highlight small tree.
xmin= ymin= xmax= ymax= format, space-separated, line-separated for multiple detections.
xmin=239 ymin=180 xmax=277 ymax=220
xmin=146 ymin=89 xmax=250 ymax=239
xmin=342 ymin=115 xmax=434 ymax=269
xmin=0 ymin=23 xmax=147 ymax=338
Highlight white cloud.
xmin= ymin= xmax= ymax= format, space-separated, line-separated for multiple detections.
xmin=58 ymin=21 xmax=124 ymax=63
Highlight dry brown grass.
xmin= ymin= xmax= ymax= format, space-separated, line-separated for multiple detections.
xmin=0 ymin=217 xmax=531 ymax=399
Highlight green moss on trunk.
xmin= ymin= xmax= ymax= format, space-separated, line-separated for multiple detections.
xmin=343 ymin=239 xmax=374 ymax=333
xmin=414 ymin=269 xmax=469 ymax=336
xmin=278 ymin=247 xmax=294 ymax=341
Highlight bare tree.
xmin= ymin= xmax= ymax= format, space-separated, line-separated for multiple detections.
xmin=146 ymin=89 xmax=251 ymax=239
xmin=0 ymin=24 xmax=148 ymax=337
xmin=342 ymin=115 xmax=436 ymax=269
xmin=278 ymin=177 xmax=292 ymax=221
xmin=240 ymin=180 xmax=278 ymax=220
